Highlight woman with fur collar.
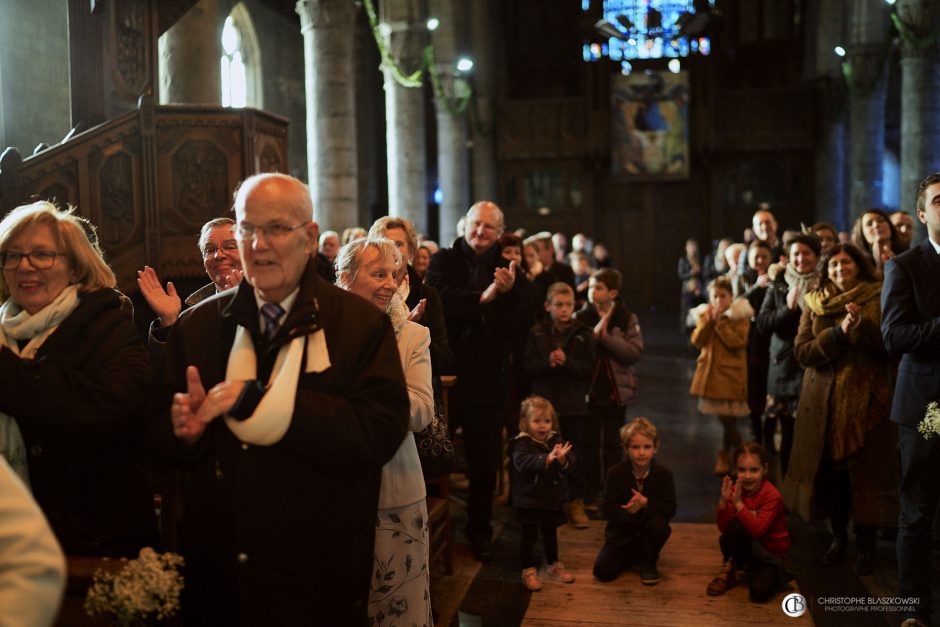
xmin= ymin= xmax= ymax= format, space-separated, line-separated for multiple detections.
xmin=689 ymin=276 xmax=754 ymax=476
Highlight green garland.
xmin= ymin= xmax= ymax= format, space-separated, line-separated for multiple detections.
xmin=891 ymin=11 xmax=940 ymax=51
xmin=363 ymin=0 xmax=423 ymax=88
xmin=425 ymin=45 xmax=473 ymax=116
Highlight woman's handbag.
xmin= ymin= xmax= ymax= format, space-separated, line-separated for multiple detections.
xmin=414 ymin=406 xmax=456 ymax=480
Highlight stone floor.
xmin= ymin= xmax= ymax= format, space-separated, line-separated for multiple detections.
xmin=436 ymin=307 xmax=939 ymax=627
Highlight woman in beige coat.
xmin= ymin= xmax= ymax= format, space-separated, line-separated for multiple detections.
xmin=690 ymin=276 xmax=753 ymax=475
xmin=783 ymin=243 xmax=897 ymax=576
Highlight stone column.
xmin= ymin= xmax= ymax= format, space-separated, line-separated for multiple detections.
xmin=380 ymin=0 xmax=428 ymax=234
xmin=297 ymin=0 xmax=359 ymax=232
xmin=896 ymin=0 xmax=940 ymax=218
xmin=469 ymin=0 xmax=498 ymax=204
xmin=812 ymin=0 xmax=849 ymax=229
xmin=431 ymin=0 xmax=470 ymax=244
xmin=159 ymin=0 xmax=223 ymax=105
xmin=847 ymin=0 xmax=890 ymax=216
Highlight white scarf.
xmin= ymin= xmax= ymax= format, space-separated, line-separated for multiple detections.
xmin=222 ymin=314 xmax=331 ymax=446
xmin=783 ymin=264 xmax=819 ymax=309
xmin=0 ymin=284 xmax=83 ymax=486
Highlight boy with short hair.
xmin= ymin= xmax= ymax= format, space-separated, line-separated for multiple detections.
xmin=525 ymin=282 xmax=596 ymax=528
xmin=592 ymin=417 xmax=676 ymax=585
xmin=574 ymin=269 xmax=644 ymax=506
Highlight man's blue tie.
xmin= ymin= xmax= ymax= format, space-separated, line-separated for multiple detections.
xmin=261 ymin=303 xmax=285 ymax=340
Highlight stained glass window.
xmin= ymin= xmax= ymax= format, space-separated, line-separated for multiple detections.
xmin=582 ymin=0 xmax=715 ymax=66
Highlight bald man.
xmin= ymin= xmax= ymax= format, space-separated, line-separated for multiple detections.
xmin=157 ymin=173 xmax=408 ymax=626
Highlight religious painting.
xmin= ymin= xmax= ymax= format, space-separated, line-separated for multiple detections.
xmin=611 ymin=70 xmax=689 ymax=179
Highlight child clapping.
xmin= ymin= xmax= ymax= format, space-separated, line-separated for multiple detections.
xmin=593 ymin=418 xmax=676 ymax=586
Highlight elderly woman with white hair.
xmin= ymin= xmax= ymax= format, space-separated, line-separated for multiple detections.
xmin=0 ymin=201 xmax=153 ymax=557
xmin=335 ymin=236 xmax=434 ymax=626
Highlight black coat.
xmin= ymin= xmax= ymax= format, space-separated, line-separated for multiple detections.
xmin=525 ymin=317 xmax=595 ymax=418
xmin=0 ymin=288 xmax=155 ymax=556
xmin=601 ymin=459 xmax=676 ymax=546
xmin=756 ymin=275 xmax=805 ymax=397
xmin=425 ymin=239 xmax=533 ymax=405
xmin=156 ymin=260 xmax=409 ymax=626
xmin=509 ymin=432 xmax=569 ymax=510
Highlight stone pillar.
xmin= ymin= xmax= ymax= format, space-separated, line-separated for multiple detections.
xmin=847 ymin=0 xmax=890 ymax=216
xmin=380 ymin=0 xmax=428 ymax=234
xmin=896 ymin=0 xmax=940 ymax=219
xmin=432 ymin=0 xmax=470 ymax=244
xmin=812 ymin=0 xmax=849 ymax=229
xmin=159 ymin=0 xmax=223 ymax=105
xmin=297 ymin=0 xmax=359 ymax=232
xmin=469 ymin=0 xmax=498 ymax=204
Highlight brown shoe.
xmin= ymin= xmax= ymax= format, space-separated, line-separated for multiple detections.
xmin=706 ymin=560 xmax=736 ymax=596
xmin=521 ymin=567 xmax=543 ymax=591
xmin=569 ymin=499 xmax=590 ymax=528
xmin=713 ymin=451 xmax=730 ymax=476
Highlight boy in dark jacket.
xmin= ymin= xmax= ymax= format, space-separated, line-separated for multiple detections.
xmin=526 ymin=282 xmax=596 ymax=528
xmin=593 ymin=417 xmax=677 ymax=586
xmin=574 ymin=269 xmax=644 ymax=506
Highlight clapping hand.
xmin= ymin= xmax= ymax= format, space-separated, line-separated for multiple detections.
xmin=549 ymin=347 xmax=567 ymax=367
xmin=547 ymin=441 xmax=573 ymax=466
xmin=840 ymin=302 xmax=862 ymax=336
xmin=171 ymin=366 xmax=245 ymax=445
xmin=719 ymin=475 xmax=733 ymax=507
xmin=732 ymin=475 xmax=744 ymax=508
xmin=494 ymin=260 xmax=517 ymax=294
xmin=622 ymin=488 xmax=648 ymax=514
xmin=137 ymin=266 xmax=182 ymax=327
xmin=408 ymin=298 xmax=427 ymax=322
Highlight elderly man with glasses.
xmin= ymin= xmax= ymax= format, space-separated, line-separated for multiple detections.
xmin=153 ymin=173 xmax=409 ymax=626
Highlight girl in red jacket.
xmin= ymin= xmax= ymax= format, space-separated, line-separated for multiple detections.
xmin=707 ymin=442 xmax=791 ymax=602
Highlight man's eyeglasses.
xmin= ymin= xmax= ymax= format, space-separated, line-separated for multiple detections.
xmin=236 ymin=221 xmax=310 ymax=241
xmin=203 ymin=241 xmax=239 ymax=258
xmin=1 ymin=250 xmax=67 ymax=270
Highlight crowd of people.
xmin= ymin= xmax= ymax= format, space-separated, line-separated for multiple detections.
xmin=0 ymin=169 xmax=939 ymax=627
xmin=677 ymin=176 xmax=940 ymax=626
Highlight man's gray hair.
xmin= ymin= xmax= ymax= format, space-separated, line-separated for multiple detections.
xmin=198 ymin=217 xmax=236 ymax=254
xmin=334 ymin=237 xmax=403 ymax=290
xmin=319 ymin=230 xmax=339 ymax=247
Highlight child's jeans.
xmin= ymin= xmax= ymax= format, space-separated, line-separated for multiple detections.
xmin=719 ymin=518 xmax=781 ymax=602
xmin=593 ymin=516 xmax=671 ymax=581
xmin=520 ymin=521 xmax=559 ymax=569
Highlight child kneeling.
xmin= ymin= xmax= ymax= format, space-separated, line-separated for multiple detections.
xmin=511 ymin=396 xmax=577 ymax=591
xmin=592 ymin=417 xmax=676 ymax=585
xmin=707 ymin=442 xmax=792 ymax=602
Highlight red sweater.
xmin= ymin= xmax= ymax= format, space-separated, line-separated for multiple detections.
xmin=716 ymin=480 xmax=790 ymax=557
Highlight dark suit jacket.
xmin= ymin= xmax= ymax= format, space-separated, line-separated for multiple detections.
xmin=156 ymin=259 xmax=409 ymax=626
xmin=882 ymin=238 xmax=940 ymax=425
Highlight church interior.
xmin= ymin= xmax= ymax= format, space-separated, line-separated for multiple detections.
xmin=1 ymin=0 xmax=939 ymax=625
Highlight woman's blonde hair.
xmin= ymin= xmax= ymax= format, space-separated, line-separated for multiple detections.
xmin=519 ymin=396 xmax=559 ymax=433
xmin=334 ymin=236 xmax=402 ymax=290
xmin=0 ymin=201 xmax=115 ymax=301
xmin=369 ymin=216 xmax=418 ymax=262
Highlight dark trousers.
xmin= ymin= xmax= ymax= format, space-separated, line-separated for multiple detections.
xmin=584 ymin=404 xmax=626 ymax=500
xmin=559 ymin=413 xmax=588 ymax=501
xmin=898 ymin=423 xmax=940 ymax=621
xmin=520 ymin=521 xmax=559 ymax=569
xmin=593 ymin=516 xmax=671 ymax=582
xmin=719 ymin=519 xmax=780 ymax=603
xmin=457 ymin=400 xmax=505 ymax=539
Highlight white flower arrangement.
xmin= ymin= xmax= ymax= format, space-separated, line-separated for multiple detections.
xmin=918 ymin=401 xmax=940 ymax=440
xmin=84 ymin=547 xmax=184 ymax=625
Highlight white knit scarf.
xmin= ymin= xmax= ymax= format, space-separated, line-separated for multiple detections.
xmin=222 ymin=315 xmax=331 ymax=446
xmin=783 ymin=264 xmax=819 ymax=309
xmin=0 ymin=284 xmax=82 ymax=486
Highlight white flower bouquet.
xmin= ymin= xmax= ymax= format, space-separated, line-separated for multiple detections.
xmin=918 ymin=401 xmax=940 ymax=440
xmin=84 ymin=547 xmax=184 ymax=625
